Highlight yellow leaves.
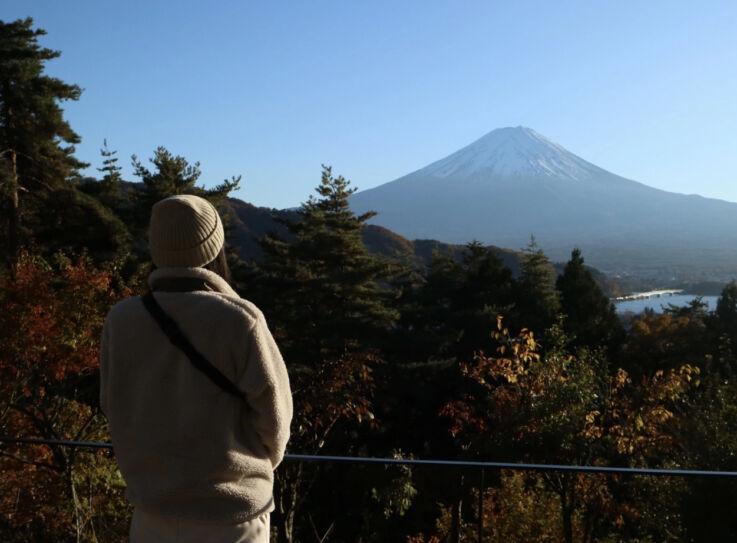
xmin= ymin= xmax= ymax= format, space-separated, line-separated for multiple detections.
xmin=606 ymin=363 xmax=698 ymax=457
xmin=646 ymin=364 xmax=698 ymax=402
xmin=452 ymin=316 xmax=701 ymax=487
xmin=585 ymin=410 xmax=600 ymax=424
xmin=612 ymin=436 xmax=636 ymax=455
xmin=524 ymin=332 xmax=537 ymax=353
xmin=582 ymin=410 xmax=603 ymax=439
xmin=613 ymin=368 xmax=630 ymax=390
xmin=648 ymin=406 xmax=673 ymax=425
xmin=470 ymin=326 xmax=538 ymax=389
xmin=406 ymin=535 xmax=442 ymax=543
xmin=634 ymin=415 xmax=645 ymax=430
xmin=473 ymin=352 xmax=527 ymax=385
xmin=679 ymin=364 xmax=701 ymax=387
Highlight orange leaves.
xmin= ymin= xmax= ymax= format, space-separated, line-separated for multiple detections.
xmin=0 ymin=249 xmax=133 ymax=444
xmin=0 ymin=251 xmax=123 ymax=393
xmin=442 ymin=319 xmax=543 ymax=445
xmin=0 ymin=250 xmax=133 ymax=540
xmin=440 ymin=397 xmax=488 ymax=437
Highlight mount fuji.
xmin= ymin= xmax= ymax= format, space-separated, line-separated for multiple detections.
xmin=348 ymin=127 xmax=737 ymax=274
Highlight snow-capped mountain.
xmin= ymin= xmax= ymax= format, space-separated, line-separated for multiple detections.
xmin=349 ymin=127 xmax=737 ymax=273
xmin=418 ymin=126 xmax=605 ymax=181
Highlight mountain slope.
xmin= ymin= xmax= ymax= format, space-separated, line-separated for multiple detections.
xmin=348 ymin=127 xmax=737 ymax=274
xmin=221 ymin=197 xmax=630 ymax=297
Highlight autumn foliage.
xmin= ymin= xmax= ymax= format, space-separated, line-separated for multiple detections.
xmin=436 ymin=317 xmax=698 ymax=543
xmin=0 ymin=252 xmax=132 ymax=541
xmin=274 ymin=352 xmax=380 ymax=542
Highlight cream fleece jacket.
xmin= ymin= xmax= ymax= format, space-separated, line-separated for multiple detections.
xmin=100 ymin=267 xmax=292 ymax=523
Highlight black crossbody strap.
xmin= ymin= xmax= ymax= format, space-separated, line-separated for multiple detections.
xmin=142 ymin=292 xmax=246 ymax=402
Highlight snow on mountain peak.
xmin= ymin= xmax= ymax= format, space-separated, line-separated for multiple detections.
xmin=420 ymin=126 xmax=603 ymax=181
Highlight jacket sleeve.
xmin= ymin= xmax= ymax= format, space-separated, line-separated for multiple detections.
xmin=239 ymin=314 xmax=293 ymax=469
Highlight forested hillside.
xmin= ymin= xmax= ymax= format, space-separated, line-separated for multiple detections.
xmin=222 ymin=197 xmax=631 ymax=298
xmin=4 ymin=17 xmax=737 ymax=543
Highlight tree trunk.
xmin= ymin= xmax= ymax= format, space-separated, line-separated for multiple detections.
xmin=66 ymin=463 xmax=83 ymax=543
xmin=449 ymin=473 xmax=464 ymax=543
xmin=560 ymin=484 xmax=574 ymax=543
xmin=274 ymin=466 xmax=301 ymax=543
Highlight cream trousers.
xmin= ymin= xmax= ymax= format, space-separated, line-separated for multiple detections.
xmin=130 ymin=509 xmax=270 ymax=543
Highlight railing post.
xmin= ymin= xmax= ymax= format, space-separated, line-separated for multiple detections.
xmin=478 ymin=467 xmax=484 ymax=543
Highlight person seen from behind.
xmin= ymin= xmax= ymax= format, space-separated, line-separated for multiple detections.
xmin=100 ymin=194 xmax=292 ymax=542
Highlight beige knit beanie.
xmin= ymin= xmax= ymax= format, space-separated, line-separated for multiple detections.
xmin=149 ymin=194 xmax=224 ymax=268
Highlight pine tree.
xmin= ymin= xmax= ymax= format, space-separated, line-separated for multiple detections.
xmin=715 ymin=282 xmax=737 ymax=334
xmin=127 ymin=146 xmax=240 ymax=239
xmin=133 ymin=146 xmax=239 ymax=205
xmin=555 ymin=248 xmax=624 ymax=351
xmin=451 ymin=242 xmax=516 ymax=356
xmin=0 ymin=18 xmax=88 ymax=268
xmin=243 ymin=167 xmax=398 ymax=542
xmin=247 ymin=165 xmax=397 ymax=365
xmin=514 ymin=236 xmax=560 ymax=336
xmin=399 ymin=241 xmax=515 ymax=361
xmin=97 ymin=138 xmax=123 ymax=206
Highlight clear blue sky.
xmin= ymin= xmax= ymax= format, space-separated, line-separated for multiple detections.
xmin=4 ymin=1 xmax=737 ymax=209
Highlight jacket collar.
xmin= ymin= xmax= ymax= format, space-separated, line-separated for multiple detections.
xmin=148 ymin=267 xmax=238 ymax=297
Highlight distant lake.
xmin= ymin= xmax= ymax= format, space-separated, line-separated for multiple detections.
xmin=615 ymin=294 xmax=719 ymax=314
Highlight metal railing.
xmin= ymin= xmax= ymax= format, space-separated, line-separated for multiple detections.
xmin=4 ymin=435 xmax=737 ymax=542
xmin=6 ymin=436 xmax=737 ymax=478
